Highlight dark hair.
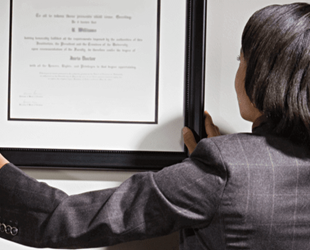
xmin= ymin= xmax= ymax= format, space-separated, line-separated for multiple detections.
xmin=242 ymin=3 xmax=310 ymax=144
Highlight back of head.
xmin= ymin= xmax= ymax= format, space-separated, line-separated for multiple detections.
xmin=242 ymin=3 xmax=310 ymax=144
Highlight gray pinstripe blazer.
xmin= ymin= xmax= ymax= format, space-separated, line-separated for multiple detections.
xmin=0 ymin=123 xmax=310 ymax=249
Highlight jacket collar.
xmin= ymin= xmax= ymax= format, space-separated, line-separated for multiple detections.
xmin=252 ymin=115 xmax=270 ymax=134
xmin=252 ymin=115 xmax=268 ymax=130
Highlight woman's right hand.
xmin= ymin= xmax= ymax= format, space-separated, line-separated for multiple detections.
xmin=183 ymin=111 xmax=221 ymax=155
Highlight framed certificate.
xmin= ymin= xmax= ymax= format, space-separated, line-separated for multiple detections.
xmin=0 ymin=0 xmax=206 ymax=170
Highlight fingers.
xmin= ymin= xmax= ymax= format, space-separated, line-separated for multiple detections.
xmin=182 ymin=127 xmax=197 ymax=155
xmin=204 ymin=111 xmax=221 ymax=138
xmin=0 ymin=154 xmax=9 ymax=169
xmin=183 ymin=111 xmax=220 ymax=155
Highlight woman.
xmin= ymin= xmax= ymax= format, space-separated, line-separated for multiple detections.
xmin=1 ymin=2 xmax=310 ymax=249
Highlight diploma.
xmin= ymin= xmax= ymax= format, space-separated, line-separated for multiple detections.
xmin=10 ymin=0 xmax=159 ymax=123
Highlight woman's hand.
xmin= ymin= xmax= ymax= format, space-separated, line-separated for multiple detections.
xmin=0 ymin=154 xmax=9 ymax=169
xmin=183 ymin=111 xmax=221 ymax=154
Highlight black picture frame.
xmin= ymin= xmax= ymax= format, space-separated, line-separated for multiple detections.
xmin=0 ymin=0 xmax=207 ymax=171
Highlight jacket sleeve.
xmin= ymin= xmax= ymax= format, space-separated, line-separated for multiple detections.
xmin=0 ymin=139 xmax=226 ymax=249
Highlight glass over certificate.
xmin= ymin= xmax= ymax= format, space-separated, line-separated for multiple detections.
xmin=10 ymin=0 xmax=159 ymax=123
xmin=0 ymin=0 xmax=206 ymax=170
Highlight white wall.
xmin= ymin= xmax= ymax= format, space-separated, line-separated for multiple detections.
xmin=0 ymin=0 xmax=297 ymax=249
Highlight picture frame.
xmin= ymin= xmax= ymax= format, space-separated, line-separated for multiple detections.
xmin=0 ymin=0 xmax=207 ymax=171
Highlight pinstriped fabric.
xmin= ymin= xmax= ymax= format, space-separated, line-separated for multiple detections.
xmin=291 ymin=154 xmax=299 ymax=250
xmin=266 ymin=146 xmax=276 ymax=242
xmin=236 ymin=136 xmax=251 ymax=223
xmin=185 ymin=124 xmax=310 ymax=249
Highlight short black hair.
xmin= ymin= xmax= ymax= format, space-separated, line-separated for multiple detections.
xmin=242 ymin=3 xmax=310 ymax=144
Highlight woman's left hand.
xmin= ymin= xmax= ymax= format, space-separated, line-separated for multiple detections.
xmin=183 ymin=111 xmax=221 ymax=154
xmin=0 ymin=154 xmax=9 ymax=170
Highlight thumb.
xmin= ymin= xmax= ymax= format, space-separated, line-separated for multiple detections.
xmin=204 ymin=111 xmax=220 ymax=138
xmin=183 ymin=127 xmax=197 ymax=155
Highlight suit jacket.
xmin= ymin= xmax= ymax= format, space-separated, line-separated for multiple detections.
xmin=1 ymin=123 xmax=310 ymax=249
